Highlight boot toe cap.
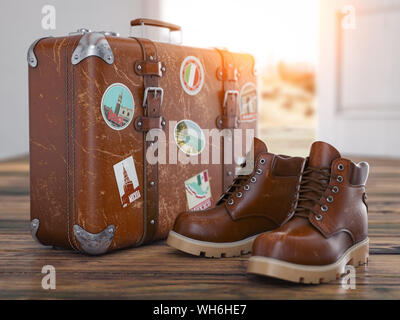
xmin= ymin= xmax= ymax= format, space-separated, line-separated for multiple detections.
xmin=252 ymin=231 xmax=290 ymax=260
xmin=172 ymin=206 xmax=253 ymax=243
xmin=252 ymin=223 xmax=352 ymax=266
xmin=173 ymin=211 xmax=210 ymax=241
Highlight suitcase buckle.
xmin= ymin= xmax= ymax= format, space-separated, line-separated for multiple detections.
xmin=223 ymin=90 xmax=239 ymax=107
xmin=143 ymin=87 xmax=164 ymax=107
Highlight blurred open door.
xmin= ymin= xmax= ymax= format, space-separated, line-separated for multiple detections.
xmin=318 ymin=0 xmax=400 ymax=157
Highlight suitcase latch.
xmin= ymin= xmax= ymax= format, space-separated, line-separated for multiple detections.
xmin=223 ymin=90 xmax=239 ymax=107
xmin=217 ymin=90 xmax=240 ymax=129
xmin=217 ymin=66 xmax=239 ymax=81
xmin=143 ymin=87 xmax=164 ymax=108
xmin=135 ymin=60 xmax=165 ymax=77
xmin=135 ymin=87 xmax=166 ymax=132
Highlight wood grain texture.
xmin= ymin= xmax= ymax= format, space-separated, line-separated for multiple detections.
xmin=0 ymin=154 xmax=399 ymax=299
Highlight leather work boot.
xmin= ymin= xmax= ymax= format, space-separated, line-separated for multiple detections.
xmin=167 ymin=138 xmax=305 ymax=258
xmin=248 ymin=141 xmax=369 ymax=284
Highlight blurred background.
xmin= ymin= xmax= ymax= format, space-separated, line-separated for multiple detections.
xmin=0 ymin=0 xmax=399 ymax=159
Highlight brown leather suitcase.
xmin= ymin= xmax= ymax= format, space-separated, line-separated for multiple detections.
xmin=28 ymin=18 xmax=258 ymax=255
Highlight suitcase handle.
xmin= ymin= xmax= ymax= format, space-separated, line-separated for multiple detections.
xmin=130 ymin=18 xmax=182 ymax=44
xmin=130 ymin=18 xmax=181 ymax=32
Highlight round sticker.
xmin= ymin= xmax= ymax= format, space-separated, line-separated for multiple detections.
xmin=174 ymin=120 xmax=206 ymax=156
xmin=101 ymin=83 xmax=135 ymax=130
xmin=180 ymin=56 xmax=205 ymax=95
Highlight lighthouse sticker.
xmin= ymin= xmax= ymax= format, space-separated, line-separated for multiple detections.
xmin=180 ymin=56 xmax=205 ymax=95
xmin=101 ymin=83 xmax=135 ymax=130
xmin=113 ymin=156 xmax=141 ymax=208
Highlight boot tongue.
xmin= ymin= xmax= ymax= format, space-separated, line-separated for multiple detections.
xmin=295 ymin=141 xmax=341 ymax=218
xmin=252 ymin=137 xmax=268 ymax=157
xmin=220 ymin=137 xmax=267 ymax=204
xmin=308 ymin=141 xmax=341 ymax=168
xmin=239 ymin=137 xmax=267 ymax=176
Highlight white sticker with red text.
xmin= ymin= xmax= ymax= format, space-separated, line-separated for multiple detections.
xmin=113 ymin=156 xmax=141 ymax=208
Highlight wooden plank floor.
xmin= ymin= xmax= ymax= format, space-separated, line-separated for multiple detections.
xmin=0 ymin=154 xmax=399 ymax=299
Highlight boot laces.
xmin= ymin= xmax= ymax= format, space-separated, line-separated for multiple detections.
xmin=217 ymin=162 xmax=254 ymax=204
xmin=294 ymin=166 xmax=331 ymax=216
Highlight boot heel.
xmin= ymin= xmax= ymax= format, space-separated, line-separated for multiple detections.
xmin=349 ymin=238 xmax=369 ymax=267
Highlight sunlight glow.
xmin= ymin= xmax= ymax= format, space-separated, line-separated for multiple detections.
xmin=161 ymin=0 xmax=318 ymax=66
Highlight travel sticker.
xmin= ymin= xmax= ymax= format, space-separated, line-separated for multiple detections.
xmin=101 ymin=83 xmax=135 ymax=130
xmin=185 ymin=170 xmax=212 ymax=211
xmin=113 ymin=156 xmax=141 ymax=208
xmin=174 ymin=120 xmax=206 ymax=156
xmin=180 ymin=56 xmax=205 ymax=95
xmin=240 ymin=82 xmax=258 ymax=122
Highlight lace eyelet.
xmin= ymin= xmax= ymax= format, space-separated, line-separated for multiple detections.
xmin=259 ymin=158 xmax=266 ymax=165
xmin=251 ymin=177 xmax=257 ymax=183
xmin=332 ymin=186 xmax=339 ymax=193
xmin=228 ymin=199 xmax=234 ymax=205
xmin=256 ymin=169 xmax=262 ymax=175
xmin=337 ymin=175 xmax=343 ymax=183
xmin=244 ymin=185 xmax=250 ymax=191
xmin=321 ymin=205 xmax=328 ymax=212
xmin=338 ymin=163 xmax=344 ymax=171
xmin=315 ymin=214 xmax=323 ymax=221
xmin=327 ymin=196 xmax=334 ymax=203
xmin=236 ymin=192 xmax=243 ymax=198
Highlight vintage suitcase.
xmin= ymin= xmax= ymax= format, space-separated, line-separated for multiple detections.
xmin=28 ymin=18 xmax=258 ymax=254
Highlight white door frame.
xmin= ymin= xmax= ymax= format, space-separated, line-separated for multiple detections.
xmin=317 ymin=0 xmax=400 ymax=158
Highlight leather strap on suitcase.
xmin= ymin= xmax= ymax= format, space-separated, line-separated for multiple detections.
xmin=132 ymin=36 xmax=166 ymax=245
xmin=216 ymin=48 xmax=240 ymax=191
xmin=132 ymin=31 xmax=240 ymax=241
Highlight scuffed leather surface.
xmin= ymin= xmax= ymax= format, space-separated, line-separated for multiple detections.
xmin=29 ymin=35 xmax=257 ymax=251
xmin=173 ymin=139 xmax=304 ymax=243
xmin=226 ymin=153 xmax=305 ymax=224
xmin=174 ymin=207 xmax=277 ymax=243
xmin=29 ymin=37 xmax=71 ymax=248
xmin=252 ymin=216 xmax=353 ymax=265
xmin=154 ymin=41 xmax=256 ymax=241
xmin=309 ymin=158 xmax=369 ymax=243
xmin=252 ymin=141 xmax=369 ymax=265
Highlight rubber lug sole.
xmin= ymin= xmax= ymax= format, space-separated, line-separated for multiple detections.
xmin=247 ymin=238 xmax=369 ymax=284
xmin=167 ymin=230 xmax=259 ymax=258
